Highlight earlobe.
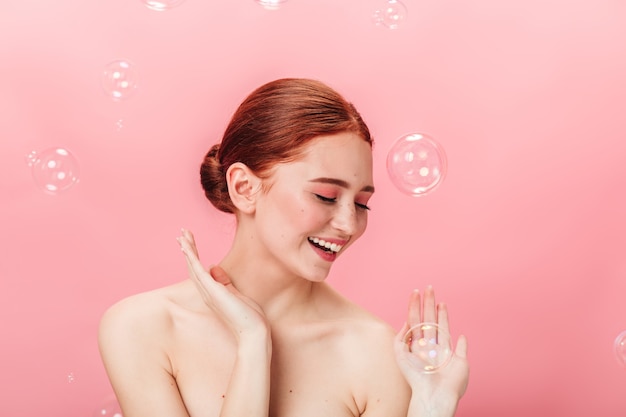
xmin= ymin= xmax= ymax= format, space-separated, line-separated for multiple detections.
xmin=226 ymin=162 xmax=261 ymax=214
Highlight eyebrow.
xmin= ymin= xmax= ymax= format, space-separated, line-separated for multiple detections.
xmin=309 ymin=177 xmax=375 ymax=193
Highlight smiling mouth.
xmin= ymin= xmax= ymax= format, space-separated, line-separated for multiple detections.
xmin=308 ymin=237 xmax=343 ymax=253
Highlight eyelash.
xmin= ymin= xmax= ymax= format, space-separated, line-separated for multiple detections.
xmin=315 ymin=194 xmax=371 ymax=211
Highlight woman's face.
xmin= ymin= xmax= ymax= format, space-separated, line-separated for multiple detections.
xmin=252 ymin=131 xmax=374 ymax=282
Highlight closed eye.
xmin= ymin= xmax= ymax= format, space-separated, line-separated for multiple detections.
xmin=316 ymin=194 xmax=371 ymax=211
xmin=315 ymin=194 xmax=336 ymax=203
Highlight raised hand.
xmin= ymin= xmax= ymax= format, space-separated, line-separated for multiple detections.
xmin=394 ymin=286 xmax=469 ymax=417
xmin=177 ymin=228 xmax=269 ymax=341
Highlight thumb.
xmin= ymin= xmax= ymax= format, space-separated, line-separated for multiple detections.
xmin=209 ymin=265 xmax=233 ymax=286
xmin=455 ymin=334 xmax=468 ymax=358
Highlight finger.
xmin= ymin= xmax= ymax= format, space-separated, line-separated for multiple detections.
xmin=406 ymin=290 xmax=422 ymax=350
xmin=423 ymin=286 xmax=437 ymax=342
xmin=178 ymin=235 xmax=216 ymax=290
xmin=437 ymin=303 xmax=450 ymax=346
xmin=181 ymin=228 xmax=200 ymax=258
xmin=395 ymin=322 xmax=410 ymax=343
xmin=408 ymin=289 xmax=421 ymax=327
xmin=422 ymin=285 xmax=436 ymax=323
xmin=209 ymin=265 xmax=233 ymax=287
xmin=455 ymin=334 xmax=468 ymax=358
xmin=394 ymin=322 xmax=411 ymax=356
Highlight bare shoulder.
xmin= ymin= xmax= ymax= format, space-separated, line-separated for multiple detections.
xmin=318 ymin=284 xmax=411 ymax=416
xmin=98 ymin=281 xmax=196 ymax=366
xmin=99 ymin=284 xmax=176 ymax=339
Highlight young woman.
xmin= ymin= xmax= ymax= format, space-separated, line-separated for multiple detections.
xmin=98 ymin=78 xmax=469 ymax=417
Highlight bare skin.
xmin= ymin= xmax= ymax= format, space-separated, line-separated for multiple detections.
xmin=99 ymin=273 xmax=410 ymax=417
xmin=98 ymin=133 xmax=469 ymax=417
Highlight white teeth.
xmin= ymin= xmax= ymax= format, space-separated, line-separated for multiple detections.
xmin=308 ymin=237 xmax=343 ymax=253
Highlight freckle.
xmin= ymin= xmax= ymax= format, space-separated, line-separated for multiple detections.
xmin=289 ymin=389 xmax=293 ymax=393
xmin=221 ymin=394 xmax=225 ymax=398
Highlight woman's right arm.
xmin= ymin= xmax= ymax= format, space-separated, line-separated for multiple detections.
xmin=98 ymin=289 xmax=273 ymax=417
xmin=98 ymin=297 xmax=191 ymax=417
xmin=178 ymin=229 xmax=272 ymax=417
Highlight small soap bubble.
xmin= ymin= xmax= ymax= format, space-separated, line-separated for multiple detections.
xmin=94 ymin=398 xmax=123 ymax=417
xmin=255 ymin=0 xmax=288 ymax=10
xmin=67 ymin=372 xmax=76 ymax=384
xmin=402 ymin=323 xmax=453 ymax=373
xmin=615 ymin=330 xmax=626 ymax=366
xmin=101 ymin=60 xmax=138 ymax=101
xmin=25 ymin=147 xmax=80 ymax=194
xmin=386 ymin=133 xmax=447 ymax=197
xmin=373 ymin=0 xmax=408 ymax=29
xmin=141 ymin=0 xmax=186 ymax=11
xmin=115 ymin=119 xmax=124 ymax=131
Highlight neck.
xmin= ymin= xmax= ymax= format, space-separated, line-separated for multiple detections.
xmin=217 ymin=240 xmax=319 ymax=324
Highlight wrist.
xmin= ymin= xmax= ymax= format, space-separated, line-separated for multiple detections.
xmin=407 ymin=392 xmax=459 ymax=417
xmin=237 ymin=328 xmax=272 ymax=357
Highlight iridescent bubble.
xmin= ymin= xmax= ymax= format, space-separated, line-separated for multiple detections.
xmin=141 ymin=0 xmax=186 ymax=11
xmin=386 ymin=133 xmax=447 ymax=197
xmin=615 ymin=330 xmax=626 ymax=366
xmin=402 ymin=322 xmax=453 ymax=373
xmin=25 ymin=147 xmax=80 ymax=194
xmin=255 ymin=0 xmax=288 ymax=10
xmin=101 ymin=59 xmax=138 ymax=101
xmin=373 ymin=0 xmax=408 ymax=29
xmin=94 ymin=398 xmax=123 ymax=417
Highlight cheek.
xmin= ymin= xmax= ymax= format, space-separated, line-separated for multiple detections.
xmin=356 ymin=214 xmax=368 ymax=236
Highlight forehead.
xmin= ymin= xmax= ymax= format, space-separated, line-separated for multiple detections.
xmin=277 ymin=132 xmax=374 ymax=185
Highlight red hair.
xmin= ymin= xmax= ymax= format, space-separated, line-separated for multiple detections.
xmin=200 ymin=78 xmax=373 ymax=213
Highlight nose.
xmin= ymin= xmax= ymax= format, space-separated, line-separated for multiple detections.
xmin=330 ymin=202 xmax=359 ymax=236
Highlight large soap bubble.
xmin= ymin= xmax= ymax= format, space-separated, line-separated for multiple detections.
xmin=255 ymin=0 xmax=288 ymax=10
xmin=101 ymin=59 xmax=138 ymax=101
xmin=93 ymin=397 xmax=123 ymax=417
xmin=373 ymin=0 xmax=408 ymax=29
xmin=386 ymin=133 xmax=448 ymax=197
xmin=141 ymin=0 xmax=186 ymax=11
xmin=25 ymin=147 xmax=80 ymax=194
xmin=402 ymin=322 xmax=453 ymax=373
xmin=615 ymin=330 xmax=626 ymax=366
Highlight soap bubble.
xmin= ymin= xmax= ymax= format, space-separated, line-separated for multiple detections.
xmin=373 ymin=0 xmax=408 ymax=29
xmin=615 ymin=330 xmax=626 ymax=366
xmin=255 ymin=0 xmax=288 ymax=10
xmin=101 ymin=59 xmax=138 ymax=101
xmin=386 ymin=133 xmax=447 ymax=197
xmin=94 ymin=397 xmax=123 ymax=417
xmin=25 ymin=147 xmax=80 ymax=194
xmin=402 ymin=322 xmax=453 ymax=373
xmin=141 ymin=0 xmax=186 ymax=11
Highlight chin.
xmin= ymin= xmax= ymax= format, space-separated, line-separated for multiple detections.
xmin=302 ymin=266 xmax=332 ymax=283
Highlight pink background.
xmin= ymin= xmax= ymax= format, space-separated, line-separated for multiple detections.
xmin=1 ymin=0 xmax=625 ymax=415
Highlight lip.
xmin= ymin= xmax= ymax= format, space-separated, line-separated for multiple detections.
xmin=309 ymin=237 xmax=349 ymax=246
xmin=309 ymin=241 xmax=339 ymax=262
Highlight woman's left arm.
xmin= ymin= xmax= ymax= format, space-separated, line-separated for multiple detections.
xmin=360 ymin=286 xmax=469 ymax=417
xmin=394 ymin=287 xmax=469 ymax=417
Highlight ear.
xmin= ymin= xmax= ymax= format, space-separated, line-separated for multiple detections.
xmin=225 ymin=162 xmax=262 ymax=214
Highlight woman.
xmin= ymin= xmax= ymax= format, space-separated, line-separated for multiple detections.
xmin=98 ymin=78 xmax=469 ymax=417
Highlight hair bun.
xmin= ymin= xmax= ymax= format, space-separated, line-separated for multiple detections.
xmin=200 ymin=143 xmax=234 ymax=213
